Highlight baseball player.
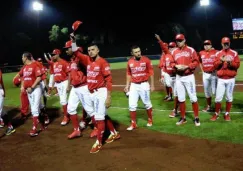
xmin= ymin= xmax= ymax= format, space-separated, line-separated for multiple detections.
xmin=210 ymin=37 xmax=240 ymax=121
xmin=170 ymin=34 xmax=200 ymax=126
xmin=199 ymin=40 xmax=218 ymax=112
xmin=51 ymin=49 xmax=71 ymax=126
xmin=13 ymin=75 xmax=30 ymax=119
xmin=124 ymin=45 xmax=154 ymax=131
xmin=155 ymin=34 xmax=179 ymax=117
xmin=0 ymin=69 xmax=16 ymax=135
xmin=44 ymin=54 xmax=58 ymax=96
xmin=71 ymin=34 xmax=120 ymax=154
xmin=19 ymin=52 xmax=45 ymax=136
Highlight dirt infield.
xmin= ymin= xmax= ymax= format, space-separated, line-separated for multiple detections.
xmin=1 ymin=68 xmax=243 ymax=171
xmin=1 ymin=108 xmax=243 ymax=171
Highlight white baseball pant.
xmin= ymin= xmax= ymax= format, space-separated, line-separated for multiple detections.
xmin=129 ymin=82 xmax=152 ymax=111
xmin=55 ymin=80 xmax=68 ymax=105
xmin=48 ymin=74 xmax=56 ymax=88
xmin=67 ymin=85 xmax=94 ymax=118
xmin=0 ymin=89 xmax=4 ymax=118
xmin=215 ymin=78 xmax=235 ymax=102
xmin=27 ymin=86 xmax=42 ymax=117
xmin=163 ymin=72 xmax=172 ymax=87
xmin=40 ymin=81 xmax=47 ymax=97
xmin=203 ymin=72 xmax=217 ymax=98
xmin=176 ymin=74 xmax=197 ymax=103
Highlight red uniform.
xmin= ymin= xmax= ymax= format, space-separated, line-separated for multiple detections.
xmin=53 ymin=59 xmax=70 ymax=83
xmin=70 ymin=57 xmax=87 ymax=87
xmin=0 ymin=70 xmax=5 ymax=96
xmin=19 ymin=62 xmax=42 ymax=89
xmin=127 ymin=56 xmax=154 ymax=83
xmin=199 ymin=49 xmax=218 ymax=72
xmin=47 ymin=60 xmax=54 ymax=75
xmin=214 ymin=49 xmax=240 ymax=79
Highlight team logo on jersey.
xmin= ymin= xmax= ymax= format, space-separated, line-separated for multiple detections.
xmin=166 ymin=58 xmax=170 ymax=61
xmin=174 ymin=51 xmax=190 ymax=60
xmin=140 ymin=62 xmax=146 ymax=66
xmin=71 ymin=63 xmax=77 ymax=69
xmin=94 ymin=66 xmax=100 ymax=71
xmin=201 ymin=55 xmax=205 ymax=59
xmin=224 ymin=55 xmax=234 ymax=61
xmin=58 ymin=65 xmax=62 ymax=69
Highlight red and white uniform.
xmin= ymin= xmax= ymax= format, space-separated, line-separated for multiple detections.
xmin=199 ymin=49 xmax=218 ymax=98
xmin=53 ymin=59 xmax=70 ymax=105
xmin=214 ymin=49 xmax=240 ymax=103
xmin=18 ymin=62 xmax=42 ymax=117
xmin=126 ymin=56 xmax=153 ymax=129
xmin=0 ymin=70 xmax=5 ymax=120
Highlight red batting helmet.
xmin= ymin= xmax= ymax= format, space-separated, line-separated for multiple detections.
xmin=64 ymin=40 xmax=72 ymax=48
xmin=168 ymin=42 xmax=176 ymax=48
xmin=221 ymin=37 xmax=230 ymax=43
xmin=175 ymin=34 xmax=185 ymax=40
xmin=13 ymin=76 xmax=21 ymax=87
xmin=51 ymin=49 xmax=61 ymax=55
xmin=72 ymin=20 xmax=82 ymax=31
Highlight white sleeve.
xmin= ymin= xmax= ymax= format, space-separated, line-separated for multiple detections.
xmin=72 ymin=42 xmax=78 ymax=52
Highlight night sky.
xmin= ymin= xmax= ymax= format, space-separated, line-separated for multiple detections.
xmin=0 ymin=0 xmax=243 ymax=65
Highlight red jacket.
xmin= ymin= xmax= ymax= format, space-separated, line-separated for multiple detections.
xmin=214 ymin=49 xmax=240 ymax=79
xmin=199 ymin=49 xmax=218 ymax=72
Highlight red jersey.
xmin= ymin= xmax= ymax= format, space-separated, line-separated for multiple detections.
xmin=73 ymin=51 xmax=112 ymax=91
xmin=199 ymin=49 xmax=218 ymax=72
xmin=171 ymin=45 xmax=199 ymax=76
xmin=47 ymin=60 xmax=54 ymax=74
xmin=53 ymin=59 xmax=70 ymax=83
xmin=214 ymin=49 xmax=240 ymax=79
xmin=19 ymin=62 xmax=42 ymax=89
xmin=36 ymin=61 xmax=47 ymax=80
xmin=127 ymin=56 xmax=154 ymax=83
xmin=158 ymin=53 xmax=165 ymax=69
xmin=162 ymin=53 xmax=176 ymax=76
xmin=0 ymin=70 xmax=5 ymax=96
xmin=70 ymin=56 xmax=87 ymax=87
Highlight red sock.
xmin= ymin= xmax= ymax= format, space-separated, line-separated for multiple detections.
xmin=192 ymin=102 xmax=199 ymax=117
xmin=62 ymin=105 xmax=68 ymax=117
xmin=169 ymin=87 xmax=173 ymax=97
xmin=206 ymin=97 xmax=212 ymax=106
xmin=215 ymin=102 xmax=221 ymax=114
xmin=105 ymin=117 xmax=115 ymax=134
xmin=146 ymin=108 xmax=153 ymax=121
xmin=130 ymin=111 xmax=136 ymax=123
xmin=166 ymin=86 xmax=169 ymax=96
xmin=81 ymin=108 xmax=87 ymax=122
xmin=174 ymin=96 xmax=179 ymax=112
xmin=96 ymin=120 xmax=105 ymax=145
xmin=226 ymin=102 xmax=232 ymax=113
xmin=180 ymin=101 xmax=186 ymax=118
xmin=70 ymin=114 xmax=79 ymax=130
xmin=32 ymin=116 xmax=38 ymax=130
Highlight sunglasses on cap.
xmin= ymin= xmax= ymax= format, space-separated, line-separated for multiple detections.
xmin=223 ymin=43 xmax=230 ymax=46
xmin=169 ymin=46 xmax=175 ymax=48
xmin=204 ymin=43 xmax=211 ymax=46
xmin=176 ymin=39 xmax=184 ymax=42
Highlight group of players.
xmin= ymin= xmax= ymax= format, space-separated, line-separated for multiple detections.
xmin=0 ymin=31 xmax=240 ymax=153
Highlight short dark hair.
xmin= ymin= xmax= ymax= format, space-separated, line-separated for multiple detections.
xmin=23 ymin=52 xmax=33 ymax=60
xmin=131 ymin=45 xmax=140 ymax=52
xmin=88 ymin=43 xmax=99 ymax=48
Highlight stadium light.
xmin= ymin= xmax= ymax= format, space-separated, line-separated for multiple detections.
xmin=32 ymin=1 xmax=43 ymax=11
xmin=200 ymin=0 xmax=209 ymax=6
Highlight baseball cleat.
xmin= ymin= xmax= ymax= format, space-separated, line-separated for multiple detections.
xmin=44 ymin=115 xmax=50 ymax=125
xmin=90 ymin=127 xmax=98 ymax=138
xmin=61 ymin=116 xmax=69 ymax=126
xmin=176 ymin=118 xmax=187 ymax=125
xmin=0 ymin=119 xmax=4 ymax=128
xmin=68 ymin=130 xmax=81 ymax=139
xmin=146 ymin=119 xmax=153 ymax=127
xmin=5 ymin=127 xmax=16 ymax=136
xmin=224 ymin=114 xmax=231 ymax=121
xmin=202 ymin=106 xmax=211 ymax=112
xmin=90 ymin=142 xmax=102 ymax=154
xmin=169 ymin=110 xmax=178 ymax=118
xmin=210 ymin=114 xmax=219 ymax=121
xmin=126 ymin=123 xmax=137 ymax=131
xmin=105 ymin=132 xmax=121 ymax=143
xmin=29 ymin=129 xmax=38 ymax=137
xmin=194 ymin=118 xmax=200 ymax=126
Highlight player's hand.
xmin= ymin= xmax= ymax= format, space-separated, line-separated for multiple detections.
xmin=70 ymin=33 xmax=76 ymax=42
xmin=105 ymin=96 xmax=111 ymax=108
xmin=155 ymin=34 xmax=161 ymax=41
xmin=160 ymin=76 xmax=164 ymax=83
xmin=66 ymin=86 xmax=71 ymax=93
xmin=26 ymin=87 xmax=33 ymax=94
xmin=220 ymin=56 xmax=225 ymax=62
xmin=124 ymin=86 xmax=129 ymax=93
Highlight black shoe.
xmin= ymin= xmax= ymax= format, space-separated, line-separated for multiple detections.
xmin=194 ymin=118 xmax=200 ymax=126
xmin=5 ymin=127 xmax=16 ymax=135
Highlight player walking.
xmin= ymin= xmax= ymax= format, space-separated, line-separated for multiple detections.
xmin=170 ymin=34 xmax=200 ymax=126
xmin=199 ymin=40 xmax=218 ymax=112
xmin=124 ymin=45 xmax=154 ymax=131
xmin=19 ymin=52 xmax=45 ymax=136
xmin=210 ymin=37 xmax=240 ymax=121
xmin=71 ymin=34 xmax=120 ymax=153
xmin=0 ymin=69 xmax=16 ymax=135
xmin=51 ymin=49 xmax=71 ymax=126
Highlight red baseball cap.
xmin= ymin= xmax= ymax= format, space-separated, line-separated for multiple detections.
xmin=221 ymin=37 xmax=230 ymax=43
xmin=175 ymin=34 xmax=185 ymax=40
xmin=13 ymin=76 xmax=21 ymax=87
xmin=64 ymin=40 xmax=72 ymax=49
xmin=204 ymin=40 xmax=212 ymax=45
xmin=72 ymin=20 xmax=82 ymax=31
xmin=51 ymin=49 xmax=61 ymax=55
xmin=169 ymin=42 xmax=176 ymax=47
